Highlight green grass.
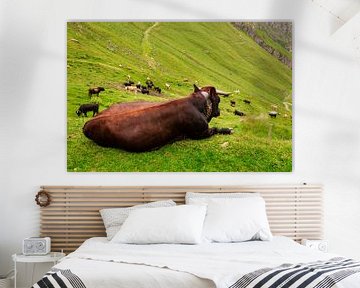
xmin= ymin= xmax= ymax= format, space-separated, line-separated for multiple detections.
xmin=67 ymin=22 xmax=292 ymax=172
xmin=255 ymin=29 xmax=292 ymax=60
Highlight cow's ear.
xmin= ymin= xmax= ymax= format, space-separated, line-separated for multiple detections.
xmin=193 ymin=84 xmax=200 ymax=92
xmin=209 ymin=87 xmax=217 ymax=97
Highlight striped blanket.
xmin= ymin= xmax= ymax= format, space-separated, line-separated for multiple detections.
xmin=32 ymin=268 xmax=86 ymax=288
xmin=230 ymin=258 xmax=360 ymax=288
xmin=32 ymin=258 xmax=360 ymax=288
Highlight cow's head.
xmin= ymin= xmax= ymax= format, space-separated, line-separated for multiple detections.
xmin=194 ymin=85 xmax=221 ymax=122
xmin=99 ymin=87 xmax=105 ymax=91
xmin=76 ymin=110 xmax=81 ymax=116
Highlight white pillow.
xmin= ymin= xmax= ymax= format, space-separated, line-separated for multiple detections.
xmin=111 ymin=205 xmax=207 ymax=244
xmin=186 ymin=192 xmax=259 ymax=204
xmin=202 ymin=197 xmax=272 ymax=243
xmin=100 ymin=200 xmax=176 ymax=240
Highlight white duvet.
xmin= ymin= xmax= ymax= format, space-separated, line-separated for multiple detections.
xmin=53 ymin=237 xmax=360 ymax=288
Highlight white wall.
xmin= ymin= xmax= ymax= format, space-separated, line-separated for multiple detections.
xmin=1 ymin=0 xmax=360 ymax=285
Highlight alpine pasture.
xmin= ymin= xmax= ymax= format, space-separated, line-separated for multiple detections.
xmin=67 ymin=22 xmax=292 ymax=172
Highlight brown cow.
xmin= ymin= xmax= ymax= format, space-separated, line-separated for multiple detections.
xmin=83 ymin=85 xmax=232 ymax=152
xmin=88 ymin=87 xmax=105 ymax=98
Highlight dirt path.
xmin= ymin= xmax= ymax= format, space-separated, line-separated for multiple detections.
xmin=142 ymin=22 xmax=160 ymax=69
xmin=283 ymin=101 xmax=292 ymax=111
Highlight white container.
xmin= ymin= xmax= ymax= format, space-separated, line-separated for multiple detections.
xmin=0 ymin=270 xmax=14 ymax=288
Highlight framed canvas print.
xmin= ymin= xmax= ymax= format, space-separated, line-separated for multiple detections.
xmin=67 ymin=22 xmax=292 ymax=172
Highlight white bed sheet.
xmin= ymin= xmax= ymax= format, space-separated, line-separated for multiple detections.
xmin=55 ymin=258 xmax=214 ymax=288
xmin=54 ymin=236 xmax=360 ymax=288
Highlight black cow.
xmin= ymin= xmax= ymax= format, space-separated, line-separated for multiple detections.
xmin=234 ymin=110 xmax=245 ymax=116
xmin=123 ymin=82 xmax=134 ymax=87
xmin=76 ymin=103 xmax=99 ymax=117
xmin=146 ymin=79 xmax=154 ymax=89
xmin=269 ymin=111 xmax=278 ymax=118
xmin=243 ymin=99 xmax=251 ymax=104
xmin=230 ymin=100 xmax=236 ymax=107
xmin=154 ymin=87 xmax=161 ymax=93
xmin=141 ymin=88 xmax=150 ymax=94
xmin=83 ymin=85 xmax=232 ymax=152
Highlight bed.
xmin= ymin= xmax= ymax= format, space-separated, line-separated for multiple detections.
xmin=33 ymin=236 xmax=360 ymax=288
xmin=33 ymin=185 xmax=360 ymax=288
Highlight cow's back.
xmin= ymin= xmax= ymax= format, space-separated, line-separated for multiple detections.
xmin=83 ymin=99 xmax=201 ymax=152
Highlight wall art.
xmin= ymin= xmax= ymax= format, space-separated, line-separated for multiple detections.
xmin=67 ymin=22 xmax=292 ymax=172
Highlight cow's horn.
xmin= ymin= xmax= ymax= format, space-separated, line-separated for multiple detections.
xmin=216 ymin=89 xmax=231 ymax=96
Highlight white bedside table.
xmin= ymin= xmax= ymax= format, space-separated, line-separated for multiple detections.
xmin=12 ymin=252 xmax=65 ymax=288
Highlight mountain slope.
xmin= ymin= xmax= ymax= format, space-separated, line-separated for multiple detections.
xmin=67 ymin=22 xmax=292 ymax=172
xmin=232 ymin=22 xmax=292 ymax=68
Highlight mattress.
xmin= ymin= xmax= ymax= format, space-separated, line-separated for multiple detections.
xmin=34 ymin=236 xmax=360 ymax=288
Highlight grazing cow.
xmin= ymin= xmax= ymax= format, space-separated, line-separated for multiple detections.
xmin=83 ymin=85 xmax=232 ymax=152
xmin=125 ymin=86 xmax=139 ymax=93
xmin=234 ymin=110 xmax=245 ymax=116
xmin=269 ymin=111 xmax=278 ymax=118
xmin=88 ymin=87 xmax=105 ymax=98
xmin=243 ymin=99 xmax=251 ymax=104
xmin=154 ymin=86 xmax=161 ymax=93
xmin=76 ymin=103 xmax=99 ymax=117
xmin=124 ymin=80 xmax=134 ymax=86
xmin=146 ymin=79 xmax=154 ymax=89
xmin=230 ymin=100 xmax=236 ymax=107
xmin=141 ymin=88 xmax=149 ymax=94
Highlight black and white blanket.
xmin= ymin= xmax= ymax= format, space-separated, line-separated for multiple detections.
xmin=33 ymin=258 xmax=360 ymax=288
xmin=229 ymin=258 xmax=360 ymax=288
xmin=30 ymin=237 xmax=360 ymax=288
xmin=32 ymin=268 xmax=86 ymax=288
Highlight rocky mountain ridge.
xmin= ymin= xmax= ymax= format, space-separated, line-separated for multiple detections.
xmin=233 ymin=22 xmax=292 ymax=69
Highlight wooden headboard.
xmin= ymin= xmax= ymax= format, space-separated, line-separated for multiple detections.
xmin=39 ymin=184 xmax=323 ymax=253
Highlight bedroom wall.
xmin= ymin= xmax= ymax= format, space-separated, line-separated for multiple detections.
xmin=0 ymin=0 xmax=359 ymax=286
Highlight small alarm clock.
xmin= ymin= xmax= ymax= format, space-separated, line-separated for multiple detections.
xmin=23 ymin=237 xmax=51 ymax=255
xmin=301 ymin=239 xmax=328 ymax=252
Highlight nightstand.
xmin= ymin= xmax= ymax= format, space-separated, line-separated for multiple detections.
xmin=12 ymin=252 xmax=65 ymax=288
xmin=301 ymin=239 xmax=328 ymax=252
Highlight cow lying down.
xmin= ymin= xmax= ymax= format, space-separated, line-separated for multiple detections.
xmin=83 ymin=85 xmax=232 ymax=152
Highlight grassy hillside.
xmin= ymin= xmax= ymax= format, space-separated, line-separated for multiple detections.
xmin=67 ymin=22 xmax=292 ymax=172
xmin=232 ymin=22 xmax=292 ymax=68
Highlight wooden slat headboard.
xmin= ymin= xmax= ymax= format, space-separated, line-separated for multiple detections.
xmin=39 ymin=184 xmax=323 ymax=253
